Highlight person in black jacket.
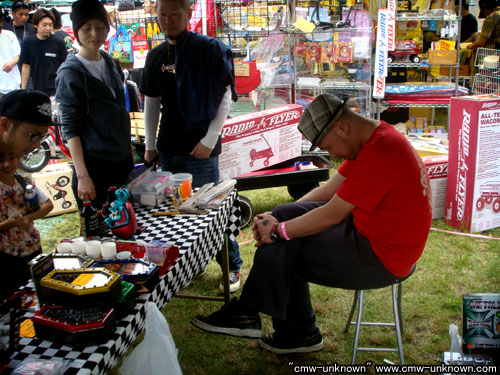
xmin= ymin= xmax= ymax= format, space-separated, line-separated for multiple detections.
xmin=55 ymin=0 xmax=133 ymax=216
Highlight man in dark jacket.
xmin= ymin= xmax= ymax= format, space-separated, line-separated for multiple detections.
xmin=140 ymin=0 xmax=243 ymax=293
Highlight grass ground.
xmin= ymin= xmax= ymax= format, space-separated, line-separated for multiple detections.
xmin=36 ymin=181 xmax=500 ymax=374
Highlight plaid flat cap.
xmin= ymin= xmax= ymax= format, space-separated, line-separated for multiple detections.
xmin=298 ymin=94 xmax=347 ymax=151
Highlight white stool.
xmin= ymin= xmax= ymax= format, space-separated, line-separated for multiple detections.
xmin=343 ymin=265 xmax=416 ymax=365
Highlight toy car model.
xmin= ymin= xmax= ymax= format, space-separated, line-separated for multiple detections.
xmin=387 ymin=40 xmax=421 ymax=63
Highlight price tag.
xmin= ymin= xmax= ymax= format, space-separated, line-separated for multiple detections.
xmin=72 ymin=273 xmax=95 ymax=286
xmin=20 ymin=319 xmax=36 ymax=338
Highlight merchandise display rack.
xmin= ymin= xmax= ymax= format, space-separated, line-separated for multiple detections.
xmin=472 ymin=47 xmax=500 ymax=96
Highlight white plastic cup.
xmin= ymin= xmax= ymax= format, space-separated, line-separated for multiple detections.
xmin=145 ymin=240 xmax=165 ymax=265
xmin=101 ymin=242 xmax=117 ymax=260
xmin=56 ymin=242 xmax=72 ymax=254
xmin=171 ymin=173 xmax=193 ymax=199
xmin=86 ymin=240 xmax=102 ymax=259
xmin=71 ymin=241 xmax=87 ymax=255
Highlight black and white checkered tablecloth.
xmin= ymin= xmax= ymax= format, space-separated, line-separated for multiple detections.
xmin=6 ymin=191 xmax=240 ymax=374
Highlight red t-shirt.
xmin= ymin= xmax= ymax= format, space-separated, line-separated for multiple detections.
xmin=337 ymin=121 xmax=432 ymax=277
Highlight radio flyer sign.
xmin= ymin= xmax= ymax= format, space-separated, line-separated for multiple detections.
xmin=373 ymin=8 xmax=388 ymax=99
xmin=445 ymin=95 xmax=500 ymax=232
xmin=220 ymin=104 xmax=303 ymax=180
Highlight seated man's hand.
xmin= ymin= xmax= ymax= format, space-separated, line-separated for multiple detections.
xmin=252 ymin=213 xmax=278 ymax=247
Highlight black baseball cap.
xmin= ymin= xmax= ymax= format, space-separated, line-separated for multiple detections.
xmin=0 ymin=90 xmax=60 ymax=126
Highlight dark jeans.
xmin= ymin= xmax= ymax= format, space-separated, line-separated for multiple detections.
xmin=0 ymin=248 xmax=42 ymax=302
xmin=72 ymin=154 xmax=134 ymax=211
xmin=159 ymin=152 xmax=242 ymax=272
xmin=239 ymin=202 xmax=401 ymax=337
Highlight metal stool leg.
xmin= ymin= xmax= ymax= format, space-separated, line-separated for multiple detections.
xmin=351 ymin=290 xmax=364 ymax=365
xmin=344 ymin=290 xmax=360 ymax=334
xmin=397 ymin=283 xmax=404 ymax=335
xmin=392 ymin=284 xmax=405 ymax=364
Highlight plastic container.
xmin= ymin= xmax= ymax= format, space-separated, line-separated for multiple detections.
xmin=116 ymin=251 xmax=132 ymax=259
xmin=171 ymin=173 xmax=192 ymax=199
xmin=145 ymin=240 xmax=165 ymax=265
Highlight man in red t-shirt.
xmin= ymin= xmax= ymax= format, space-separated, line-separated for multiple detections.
xmin=191 ymin=94 xmax=432 ymax=354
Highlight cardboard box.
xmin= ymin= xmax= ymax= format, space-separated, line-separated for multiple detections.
xmin=33 ymin=162 xmax=77 ymax=217
xmin=219 ymin=104 xmax=303 ymax=180
xmin=429 ymin=50 xmax=458 ymax=65
xmin=432 ymin=65 xmax=470 ymax=76
xmin=445 ymin=95 xmax=500 ymax=232
xmin=422 ymin=155 xmax=448 ymax=219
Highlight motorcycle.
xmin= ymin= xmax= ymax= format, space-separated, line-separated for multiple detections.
xmin=19 ymin=125 xmax=71 ymax=173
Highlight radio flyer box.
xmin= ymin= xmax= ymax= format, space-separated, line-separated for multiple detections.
xmin=463 ymin=293 xmax=500 ymax=356
xmin=422 ymin=155 xmax=448 ymax=219
xmin=32 ymin=162 xmax=77 ymax=217
xmin=220 ymin=104 xmax=303 ymax=180
xmin=446 ymin=95 xmax=500 ymax=232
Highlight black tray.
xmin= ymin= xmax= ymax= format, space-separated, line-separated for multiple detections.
xmin=235 ymin=155 xmax=333 ymax=191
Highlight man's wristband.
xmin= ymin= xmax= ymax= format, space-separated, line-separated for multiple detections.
xmin=270 ymin=222 xmax=280 ymax=242
xmin=280 ymin=222 xmax=291 ymax=240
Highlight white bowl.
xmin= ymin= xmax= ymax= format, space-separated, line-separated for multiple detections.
xmin=116 ymin=251 xmax=132 ymax=259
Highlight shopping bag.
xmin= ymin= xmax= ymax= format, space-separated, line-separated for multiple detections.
xmin=119 ymin=302 xmax=182 ymax=375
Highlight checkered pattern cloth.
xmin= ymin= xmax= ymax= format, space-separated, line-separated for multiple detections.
xmin=6 ymin=191 xmax=240 ymax=374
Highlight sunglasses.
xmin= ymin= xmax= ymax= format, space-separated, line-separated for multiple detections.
xmin=12 ymin=1 xmax=30 ymax=10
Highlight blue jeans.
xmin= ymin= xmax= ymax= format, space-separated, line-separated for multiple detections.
xmin=159 ymin=152 xmax=242 ymax=272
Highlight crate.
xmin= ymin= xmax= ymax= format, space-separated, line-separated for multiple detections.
xmin=474 ymin=47 xmax=500 ymax=68
xmin=472 ymin=74 xmax=500 ymax=95
xmin=429 ymin=50 xmax=458 ymax=65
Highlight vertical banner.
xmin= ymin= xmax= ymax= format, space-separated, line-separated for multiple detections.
xmin=387 ymin=0 xmax=396 ymax=51
xmin=373 ymin=8 xmax=388 ymax=99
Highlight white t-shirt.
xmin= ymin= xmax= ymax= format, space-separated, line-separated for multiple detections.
xmin=75 ymin=54 xmax=115 ymax=98
xmin=0 ymin=29 xmax=21 ymax=94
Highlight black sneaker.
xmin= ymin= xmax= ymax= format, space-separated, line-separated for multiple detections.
xmin=191 ymin=298 xmax=261 ymax=338
xmin=258 ymin=331 xmax=323 ymax=354
xmin=219 ymin=271 xmax=240 ymax=293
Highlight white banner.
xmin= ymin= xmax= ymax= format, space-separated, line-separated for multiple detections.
xmin=387 ymin=0 xmax=396 ymax=51
xmin=373 ymin=8 xmax=388 ymax=99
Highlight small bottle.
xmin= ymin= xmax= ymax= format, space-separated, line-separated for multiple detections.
xmin=80 ymin=201 xmax=99 ymax=238
xmin=107 ymin=186 xmax=117 ymax=207
xmin=102 ymin=202 xmax=110 ymax=219
xmin=96 ymin=209 xmax=109 ymax=237
xmin=24 ymin=185 xmax=39 ymax=213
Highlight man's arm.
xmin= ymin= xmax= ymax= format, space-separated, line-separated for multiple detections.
xmin=191 ymin=86 xmax=232 ymax=158
xmin=253 ymin=171 xmax=354 ymax=245
xmin=21 ymin=64 xmax=30 ymax=89
xmin=467 ymin=36 xmax=488 ymax=49
xmin=2 ymin=56 xmax=19 ymax=73
xmin=143 ymin=95 xmax=161 ymax=162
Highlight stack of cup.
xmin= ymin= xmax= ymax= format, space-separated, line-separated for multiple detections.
xmin=56 ymin=242 xmax=72 ymax=254
xmin=71 ymin=241 xmax=87 ymax=255
xmin=86 ymin=240 xmax=102 ymax=259
xmin=101 ymin=242 xmax=117 ymax=260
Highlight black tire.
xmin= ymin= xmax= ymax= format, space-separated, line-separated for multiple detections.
xmin=411 ymin=55 xmax=421 ymax=63
xmin=19 ymin=142 xmax=50 ymax=173
xmin=287 ymin=182 xmax=319 ymax=201
xmin=62 ymin=201 xmax=72 ymax=209
xmin=387 ymin=55 xmax=394 ymax=63
xmin=56 ymin=176 xmax=69 ymax=187
xmin=238 ymin=195 xmax=254 ymax=229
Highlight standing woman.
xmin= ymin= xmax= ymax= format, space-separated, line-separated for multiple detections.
xmin=55 ymin=0 xmax=134 ymax=217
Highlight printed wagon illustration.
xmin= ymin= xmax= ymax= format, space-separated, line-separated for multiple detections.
xmin=249 ymin=134 xmax=274 ymax=167
xmin=476 ymin=182 xmax=500 ymax=213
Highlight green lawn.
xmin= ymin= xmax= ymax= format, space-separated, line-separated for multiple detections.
xmin=37 ymin=183 xmax=500 ymax=374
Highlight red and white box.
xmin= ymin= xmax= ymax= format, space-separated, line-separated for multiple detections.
xmin=422 ymin=155 xmax=448 ymax=219
xmin=219 ymin=104 xmax=303 ymax=180
xmin=445 ymin=95 xmax=500 ymax=232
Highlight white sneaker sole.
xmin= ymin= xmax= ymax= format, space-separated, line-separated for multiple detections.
xmin=219 ymin=279 xmax=240 ymax=293
xmin=191 ymin=317 xmax=261 ymax=339
xmin=258 ymin=339 xmax=324 ymax=354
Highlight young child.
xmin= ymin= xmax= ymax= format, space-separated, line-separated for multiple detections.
xmin=0 ymin=151 xmax=53 ymax=302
